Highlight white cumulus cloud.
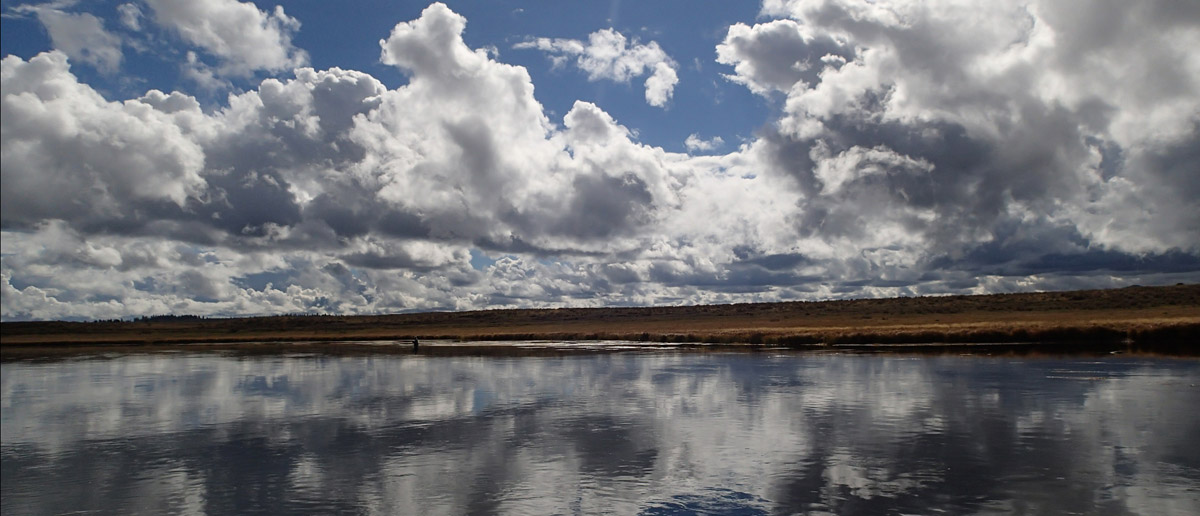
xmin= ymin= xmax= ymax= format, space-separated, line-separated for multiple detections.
xmin=29 ymin=8 xmax=124 ymax=73
xmin=684 ymin=134 xmax=724 ymax=153
xmin=142 ymin=0 xmax=308 ymax=76
xmin=516 ymin=28 xmax=680 ymax=107
xmin=1 ymin=51 xmax=206 ymax=226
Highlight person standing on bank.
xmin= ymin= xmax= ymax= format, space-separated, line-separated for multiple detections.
xmin=412 ymin=338 xmax=419 ymax=352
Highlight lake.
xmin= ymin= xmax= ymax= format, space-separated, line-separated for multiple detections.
xmin=3 ymin=347 xmax=1198 ymax=515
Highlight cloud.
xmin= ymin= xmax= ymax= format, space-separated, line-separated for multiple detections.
xmin=723 ymin=0 xmax=1200 ymax=271
xmin=368 ymin=3 xmax=678 ymax=251
xmin=29 ymin=7 xmax=124 ymax=72
xmin=1 ymin=51 xmax=205 ymax=228
xmin=684 ymin=134 xmax=725 ymax=153
xmin=117 ymin=2 xmax=142 ymax=31
xmin=716 ymin=18 xmax=853 ymax=95
xmin=515 ymin=28 xmax=680 ymax=107
xmin=141 ymin=0 xmax=308 ymax=76
xmin=2 ymin=1 xmax=1199 ymax=321
xmin=0 ymin=4 xmax=695 ymax=319
xmin=644 ymin=61 xmax=678 ymax=107
xmin=181 ymin=50 xmax=229 ymax=91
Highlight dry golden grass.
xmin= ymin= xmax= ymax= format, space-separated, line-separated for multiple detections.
xmin=2 ymin=284 xmax=1198 ymax=355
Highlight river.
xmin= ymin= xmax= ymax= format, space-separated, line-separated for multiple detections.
xmin=2 ymin=347 xmax=1198 ymax=515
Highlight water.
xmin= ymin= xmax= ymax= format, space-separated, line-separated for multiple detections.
xmin=2 ymin=349 xmax=1198 ymax=515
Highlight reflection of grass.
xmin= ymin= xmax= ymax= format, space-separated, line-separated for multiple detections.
xmin=2 ymin=285 xmax=1198 ymax=355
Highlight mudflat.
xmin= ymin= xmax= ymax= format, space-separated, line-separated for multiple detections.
xmin=2 ymin=284 xmax=1198 ymax=356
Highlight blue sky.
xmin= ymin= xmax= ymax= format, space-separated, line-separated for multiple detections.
xmin=2 ymin=0 xmax=1199 ymax=320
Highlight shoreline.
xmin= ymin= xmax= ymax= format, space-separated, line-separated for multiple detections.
xmin=2 ymin=337 xmax=1196 ymax=360
xmin=4 ymin=284 xmax=1198 ymax=358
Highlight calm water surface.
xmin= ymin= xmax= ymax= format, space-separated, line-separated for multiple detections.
xmin=2 ymin=348 xmax=1198 ymax=515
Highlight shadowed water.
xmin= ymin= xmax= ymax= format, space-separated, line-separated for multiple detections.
xmin=2 ymin=349 xmax=1198 ymax=515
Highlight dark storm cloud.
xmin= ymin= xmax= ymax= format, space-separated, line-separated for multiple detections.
xmin=732 ymin=0 xmax=1200 ymax=294
xmin=762 ymin=110 xmax=1079 ymax=246
xmin=602 ymin=263 xmax=643 ymax=284
xmin=645 ymin=258 xmax=821 ymax=293
xmin=443 ymin=117 xmax=505 ymax=192
xmin=340 ymin=250 xmax=437 ymax=271
xmin=945 ymin=248 xmax=1200 ymax=277
xmin=304 ymin=193 xmax=373 ymax=238
xmin=471 ymin=235 xmax=613 ymax=259
xmin=320 ymin=261 xmax=374 ymax=303
xmin=1138 ymin=121 xmax=1200 ymax=200
xmin=200 ymin=170 xmax=304 ymax=237
xmin=717 ymin=18 xmax=855 ymax=94
xmin=176 ymin=269 xmax=224 ymax=302
xmin=551 ymin=173 xmax=655 ymax=239
xmin=736 ymin=252 xmax=812 ymax=272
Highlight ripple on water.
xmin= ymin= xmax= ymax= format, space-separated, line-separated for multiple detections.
xmin=2 ymin=352 xmax=1199 ymax=515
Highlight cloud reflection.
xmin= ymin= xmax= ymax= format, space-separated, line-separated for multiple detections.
xmin=2 ymin=352 xmax=1198 ymax=515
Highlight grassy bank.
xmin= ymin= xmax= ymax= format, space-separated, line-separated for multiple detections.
xmin=3 ymin=284 xmax=1198 ymax=356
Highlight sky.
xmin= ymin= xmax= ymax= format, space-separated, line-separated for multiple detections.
xmin=1 ymin=0 xmax=1198 ymax=321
